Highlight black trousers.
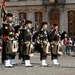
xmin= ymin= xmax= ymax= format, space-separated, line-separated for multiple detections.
xmin=5 ymin=54 xmax=12 ymax=60
xmin=2 ymin=42 xmax=6 ymax=63
xmin=51 ymin=46 xmax=58 ymax=60
xmin=51 ymin=54 xmax=58 ymax=60
xmin=18 ymin=41 xmax=23 ymax=60
xmin=40 ymin=48 xmax=47 ymax=60
xmin=11 ymin=53 xmax=16 ymax=59
xmin=22 ymin=55 xmax=30 ymax=60
xmin=40 ymin=53 xmax=47 ymax=60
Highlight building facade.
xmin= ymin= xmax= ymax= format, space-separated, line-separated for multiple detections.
xmin=0 ymin=0 xmax=75 ymax=37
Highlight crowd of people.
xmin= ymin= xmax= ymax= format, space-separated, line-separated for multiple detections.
xmin=60 ymin=35 xmax=75 ymax=56
xmin=0 ymin=12 xmax=75 ymax=68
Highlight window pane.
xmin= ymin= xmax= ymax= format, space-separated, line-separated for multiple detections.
xmin=19 ymin=12 xmax=26 ymax=22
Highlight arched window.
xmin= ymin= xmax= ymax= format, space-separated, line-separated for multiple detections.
xmin=35 ymin=12 xmax=42 ymax=31
xmin=19 ymin=12 xmax=26 ymax=22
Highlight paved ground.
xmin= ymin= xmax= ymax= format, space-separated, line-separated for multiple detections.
xmin=0 ymin=53 xmax=75 ymax=75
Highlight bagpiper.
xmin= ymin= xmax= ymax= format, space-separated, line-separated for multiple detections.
xmin=39 ymin=22 xmax=49 ymax=67
xmin=18 ymin=19 xmax=25 ymax=64
xmin=49 ymin=24 xmax=60 ymax=65
xmin=2 ymin=13 xmax=18 ymax=68
xmin=21 ymin=20 xmax=33 ymax=67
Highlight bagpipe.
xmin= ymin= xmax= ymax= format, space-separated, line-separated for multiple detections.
xmin=3 ymin=23 xmax=18 ymax=53
xmin=1 ymin=1 xmax=7 ymax=22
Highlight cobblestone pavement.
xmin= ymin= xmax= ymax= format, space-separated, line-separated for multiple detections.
xmin=0 ymin=53 xmax=75 ymax=75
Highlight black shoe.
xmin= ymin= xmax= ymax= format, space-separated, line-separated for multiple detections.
xmin=13 ymin=64 xmax=17 ymax=66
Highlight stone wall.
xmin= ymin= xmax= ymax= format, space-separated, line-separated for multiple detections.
xmin=0 ymin=0 xmax=75 ymax=33
xmin=66 ymin=0 xmax=75 ymax=3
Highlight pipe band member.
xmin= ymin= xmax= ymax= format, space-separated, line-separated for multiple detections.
xmin=39 ymin=22 xmax=48 ymax=67
xmin=49 ymin=24 xmax=60 ymax=65
xmin=22 ymin=20 xmax=33 ymax=67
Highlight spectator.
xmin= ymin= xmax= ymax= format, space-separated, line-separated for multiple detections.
xmin=0 ymin=38 xmax=2 ymax=51
xmin=72 ymin=36 xmax=75 ymax=45
xmin=66 ymin=37 xmax=72 ymax=56
xmin=63 ymin=37 xmax=68 ymax=46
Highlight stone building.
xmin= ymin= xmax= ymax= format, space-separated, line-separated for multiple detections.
xmin=0 ymin=0 xmax=75 ymax=37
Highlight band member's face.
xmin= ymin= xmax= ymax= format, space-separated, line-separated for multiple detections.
xmin=43 ymin=24 xmax=47 ymax=29
xmin=7 ymin=17 xmax=13 ymax=22
xmin=54 ymin=26 xmax=58 ymax=30
xmin=26 ymin=23 xmax=31 ymax=28
xmin=22 ymin=22 xmax=25 ymax=25
xmin=64 ymin=34 xmax=67 ymax=37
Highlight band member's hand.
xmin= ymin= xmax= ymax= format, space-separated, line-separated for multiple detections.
xmin=0 ymin=46 xmax=2 ymax=50
xmin=57 ymin=34 xmax=59 ymax=36
xmin=52 ymin=45 xmax=54 ymax=48
xmin=26 ymin=44 xmax=29 ymax=48
xmin=41 ymin=46 xmax=43 ymax=48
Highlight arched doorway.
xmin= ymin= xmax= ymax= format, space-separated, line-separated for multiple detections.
xmin=49 ymin=8 xmax=59 ymax=26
